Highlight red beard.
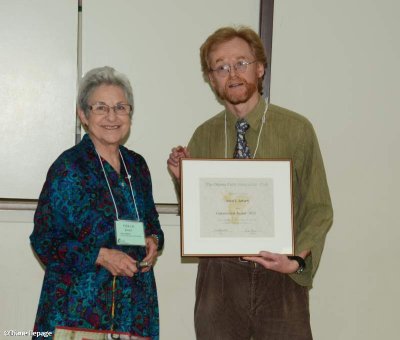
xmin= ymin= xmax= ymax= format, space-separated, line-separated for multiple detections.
xmin=218 ymin=76 xmax=258 ymax=105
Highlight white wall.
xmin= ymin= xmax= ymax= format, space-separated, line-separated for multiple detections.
xmin=154 ymin=216 xmax=198 ymax=339
xmin=0 ymin=0 xmax=77 ymax=199
xmin=0 ymin=210 xmax=44 ymax=335
xmin=271 ymin=1 xmax=400 ymax=338
xmin=82 ymin=0 xmax=260 ymax=203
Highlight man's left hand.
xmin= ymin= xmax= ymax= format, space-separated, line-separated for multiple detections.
xmin=242 ymin=250 xmax=309 ymax=274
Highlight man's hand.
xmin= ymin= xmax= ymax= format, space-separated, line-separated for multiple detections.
xmin=167 ymin=146 xmax=190 ymax=180
xmin=243 ymin=250 xmax=310 ymax=274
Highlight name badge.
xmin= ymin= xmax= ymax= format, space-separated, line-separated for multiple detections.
xmin=115 ymin=220 xmax=146 ymax=246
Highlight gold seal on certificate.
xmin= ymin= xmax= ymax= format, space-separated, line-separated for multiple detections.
xmin=180 ymin=159 xmax=293 ymax=256
xmin=200 ymin=178 xmax=275 ymax=238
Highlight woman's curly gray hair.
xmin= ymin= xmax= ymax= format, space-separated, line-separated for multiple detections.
xmin=77 ymin=66 xmax=134 ymax=118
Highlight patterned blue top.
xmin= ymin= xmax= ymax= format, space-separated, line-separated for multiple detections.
xmin=30 ymin=134 xmax=164 ymax=339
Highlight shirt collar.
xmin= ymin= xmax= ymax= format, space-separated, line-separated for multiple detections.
xmin=225 ymin=97 xmax=267 ymax=131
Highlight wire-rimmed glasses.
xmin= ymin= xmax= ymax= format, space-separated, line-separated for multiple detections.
xmin=209 ymin=60 xmax=257 ymax=77
xmin=89 ymin=103 xmax=132 ymax=116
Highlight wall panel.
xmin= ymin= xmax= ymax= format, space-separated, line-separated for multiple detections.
xmin=0 ymin=0 xmax=77 ymax=199
xmin=271 ymin=1 xmax=400 ymax=338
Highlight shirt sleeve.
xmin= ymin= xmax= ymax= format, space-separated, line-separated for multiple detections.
xmin=187 ymin=126 xmax=204 ymax=158
xmin=292 ymin=122 xmax=334 ymax=282
xmin=136 ymin=154 xmax=164 ymax=251
xmin=30 ymin=163 xmax=100 ymax=274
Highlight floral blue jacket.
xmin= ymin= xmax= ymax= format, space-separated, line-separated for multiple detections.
xmin=30 ymin=134 xmax=164 ymax=339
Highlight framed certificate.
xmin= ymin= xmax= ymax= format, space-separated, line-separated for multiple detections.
xmin=180 ymin=159 xmax=293 ymax=256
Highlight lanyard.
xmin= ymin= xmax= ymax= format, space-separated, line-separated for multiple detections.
xmin=95 ymin=149 xmax=141 ymax=221
xmin=95 ymin=148 xmax=142 ymax=332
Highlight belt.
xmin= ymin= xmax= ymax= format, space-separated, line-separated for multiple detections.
xmin=238 ymin=257 xmax=258 ymax=268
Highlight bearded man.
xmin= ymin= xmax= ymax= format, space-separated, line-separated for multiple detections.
xmin=167 ymin=26 xmax=333 ymax=340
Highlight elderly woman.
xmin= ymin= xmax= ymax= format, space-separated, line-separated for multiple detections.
xmin=30 ymin=66 xmax=164 ymax=339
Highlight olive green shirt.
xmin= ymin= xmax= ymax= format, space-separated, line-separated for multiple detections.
xmin=187 ymin=98 xmax=333 ymax=288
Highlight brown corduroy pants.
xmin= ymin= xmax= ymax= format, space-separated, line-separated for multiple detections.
xmin=194 ymin=258 xmax=312 ymax=340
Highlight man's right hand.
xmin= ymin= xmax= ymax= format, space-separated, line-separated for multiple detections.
xmin=167 ymin=146 xmax=190 ymax=180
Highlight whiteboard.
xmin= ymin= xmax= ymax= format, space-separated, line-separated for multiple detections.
xmin=82 ymin=0 xmax=260 ymax=203
xmin=0 ymin=0 xmax=77 ymax=199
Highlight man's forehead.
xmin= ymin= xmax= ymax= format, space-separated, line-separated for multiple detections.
xmin=209 ymin=37 xmax=254 ymax=62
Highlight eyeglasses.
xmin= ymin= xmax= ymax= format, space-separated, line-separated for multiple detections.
xmin=89 ymin=103 xmax=132 ymax=116
xmin=209 ymin=60 xmax=257 ymax=77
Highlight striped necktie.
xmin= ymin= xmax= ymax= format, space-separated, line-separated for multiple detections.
xmin=233 ymin=119 xmax=251 ymax=158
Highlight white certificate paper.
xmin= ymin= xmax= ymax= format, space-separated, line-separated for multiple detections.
xmin=181 ymin=159 xmax=294 ymax=256
xmin=199 ymin=178 xmax=274 ymax=238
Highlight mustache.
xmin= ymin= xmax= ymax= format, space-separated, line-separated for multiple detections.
xmin=226 ymin=76 xmax=247 ymax=88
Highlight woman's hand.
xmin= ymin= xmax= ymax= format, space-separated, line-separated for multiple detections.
xmin=96 ymin=248 xmax=138 ymax=277
xmin=139 ymin=236 xmax=159 ymax=273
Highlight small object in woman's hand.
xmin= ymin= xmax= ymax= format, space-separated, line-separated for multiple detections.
xmin=137 ymin=261 xmax=150 ymax=270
